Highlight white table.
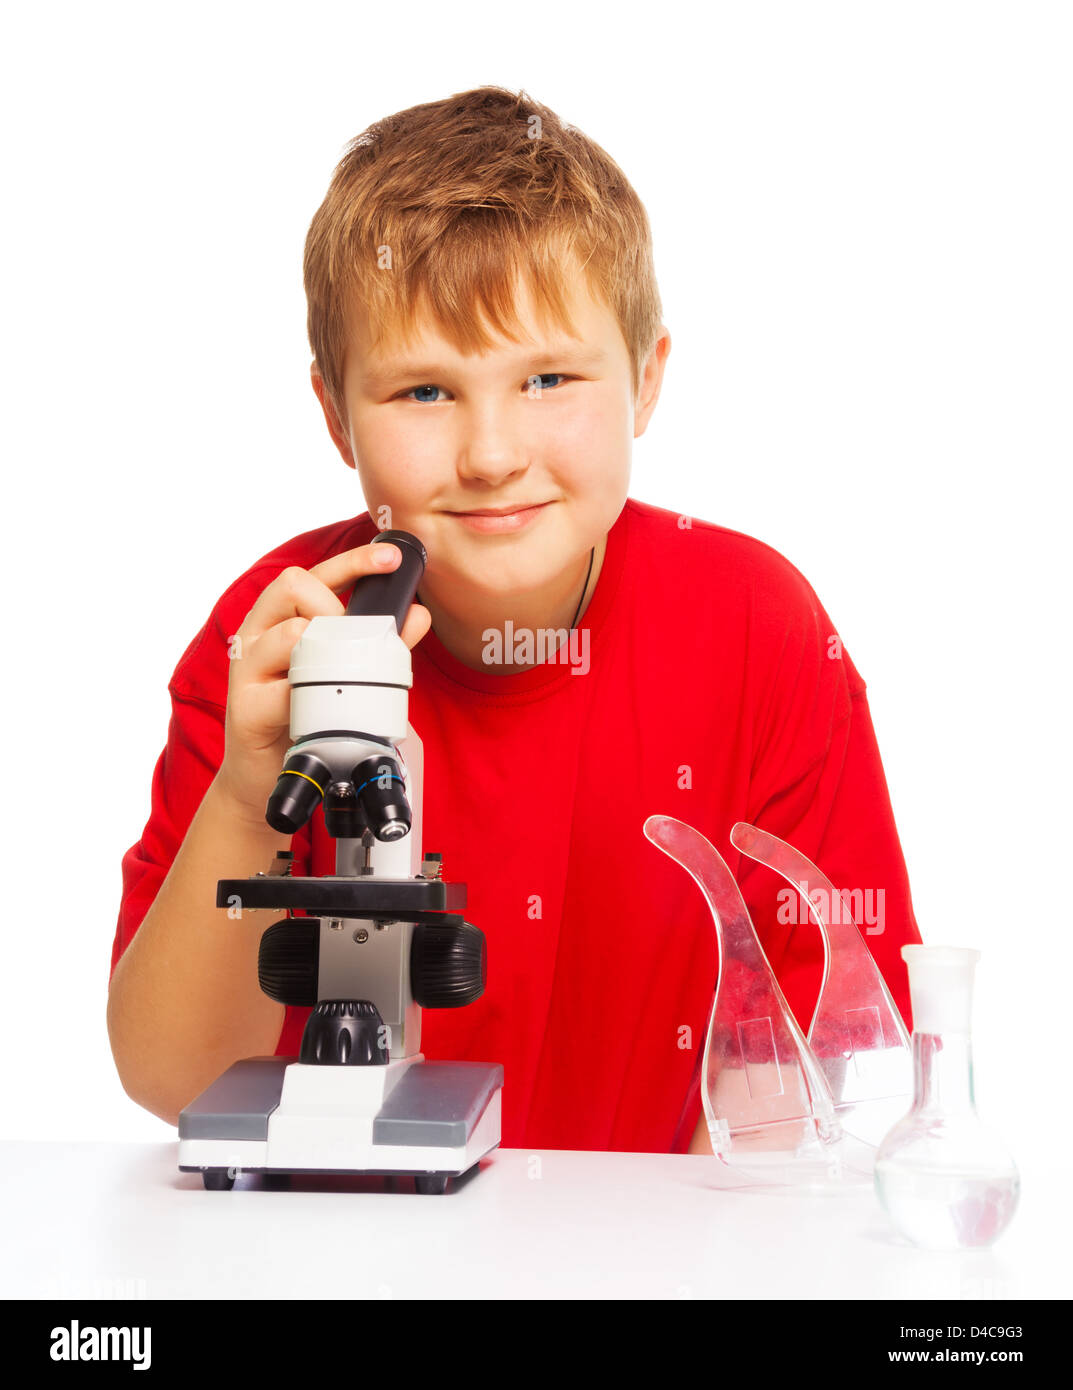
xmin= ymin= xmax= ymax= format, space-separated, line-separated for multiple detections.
xmin=0 ymin=1141 xmax=1060 ymax=1301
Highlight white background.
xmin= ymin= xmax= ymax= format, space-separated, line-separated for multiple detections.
xmin=2 ymin=0 xmax=1068 ymax=1225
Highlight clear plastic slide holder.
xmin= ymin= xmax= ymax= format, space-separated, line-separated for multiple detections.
xmin=642 ymin=815 xmax=913 ymax=1189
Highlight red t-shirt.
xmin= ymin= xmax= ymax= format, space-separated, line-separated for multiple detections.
xmin=111 ymin=497 xmax=921 ymax=1153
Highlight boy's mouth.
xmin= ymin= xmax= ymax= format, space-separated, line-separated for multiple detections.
xmin=445 ymin=501 xmax=554 ymax=534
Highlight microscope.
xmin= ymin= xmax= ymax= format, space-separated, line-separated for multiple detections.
xmin=177 ymin=530 xmax=504 ymax=1194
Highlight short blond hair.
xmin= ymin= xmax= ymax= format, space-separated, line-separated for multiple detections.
xmin=303 ymin=85 xmax=663 ymax=420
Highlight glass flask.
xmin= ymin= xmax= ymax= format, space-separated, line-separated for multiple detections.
xmin=874 ymin=946 xmax=1019 ymax=1250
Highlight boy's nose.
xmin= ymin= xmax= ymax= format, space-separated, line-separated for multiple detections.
xmin=455 ymin=434 xmax=528 ymax=486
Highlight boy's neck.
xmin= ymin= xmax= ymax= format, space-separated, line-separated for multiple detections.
xmin=418 ymin=535 xmax=606 ymax=674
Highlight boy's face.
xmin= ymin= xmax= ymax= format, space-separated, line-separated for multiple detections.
xmin=313 ymin=258 xmax=669 ymax=607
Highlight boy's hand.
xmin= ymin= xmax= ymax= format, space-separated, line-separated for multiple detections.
xmin=217 ymin=542 xmax=432 ymax=826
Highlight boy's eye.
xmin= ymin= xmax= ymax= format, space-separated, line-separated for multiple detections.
xmin=400 ymin=373 xmax=568 ymax=404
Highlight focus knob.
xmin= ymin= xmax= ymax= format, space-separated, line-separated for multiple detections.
xmin=411 ymin=920 xmax=486 ymax=1008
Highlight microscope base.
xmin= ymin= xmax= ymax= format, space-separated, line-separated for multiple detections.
xmin=178 ymin=1055 xmax=503 ymax=1193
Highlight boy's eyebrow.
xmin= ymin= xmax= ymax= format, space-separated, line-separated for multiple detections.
xmin=359 ymin=345 xmax=609 ymax=387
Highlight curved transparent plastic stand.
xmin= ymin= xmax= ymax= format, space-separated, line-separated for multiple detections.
xmin=729 ymin=822 xmax=913 ymax=1158
xmin=643 ymin=815 xmax=851 ymax=1189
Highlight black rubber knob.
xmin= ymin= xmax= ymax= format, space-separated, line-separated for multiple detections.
xmin=257 ymin=918 xmax=319 ymax=1006
xmin=299 ymin=1000 xmax=389 ymax=1066
xmin=411 ymin=920 xmax=487 ymax=1008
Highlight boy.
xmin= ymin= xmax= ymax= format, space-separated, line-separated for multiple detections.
xmin=107 ymin=85 xmax=921 ymax=1155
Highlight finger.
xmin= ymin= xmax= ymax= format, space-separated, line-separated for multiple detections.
xmin=238 ymin=543 xmax=403 ymax=643
xmin=230 ymin=676 xmax=294 ymax=747
xmin=232 ymin=615 xmax=312 ymax=684
xmin=307 ymin=540 xmax=402 ymax=599
xmin=237 ymin=566 xmax=347 ymax=646
xmin=399 ymin=603 xmax=432 ymax=651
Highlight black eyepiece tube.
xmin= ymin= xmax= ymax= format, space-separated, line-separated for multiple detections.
xmin=346 ymin=530 xmax=427 ymax=633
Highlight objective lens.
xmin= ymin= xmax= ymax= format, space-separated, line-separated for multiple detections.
xmin=352 ymin=754 xmax=411 ymax=841
xmin=323 ymin=780 xmax=368 ymax=839
xmin=266 ymin=752 xmax=331 ymax=834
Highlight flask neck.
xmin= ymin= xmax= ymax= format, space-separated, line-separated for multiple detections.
xmin=912 ymin=1032 xmax=976 ymax=1115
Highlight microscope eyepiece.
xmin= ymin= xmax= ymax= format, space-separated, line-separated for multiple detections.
xmin=345 ymin=529 xmax=427 ymax=633
xmin=266 ymin=752 xmax=332 ymax=835
xmin=352 ymin=754 xmax=412 ymax=842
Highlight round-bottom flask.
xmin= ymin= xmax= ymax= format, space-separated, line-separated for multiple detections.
xmin=874 ymin=946 xmax=1019 ymax=1250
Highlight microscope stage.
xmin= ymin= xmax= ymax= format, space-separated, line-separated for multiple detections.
xmin=215 ymin=876 xmax=466 ymax=916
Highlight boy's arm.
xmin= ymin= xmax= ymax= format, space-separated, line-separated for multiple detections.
xmin=688 ymin=1111 xmax=714 ymax=1154
xmin=106 ymin=770 xmax=288 ymax=1126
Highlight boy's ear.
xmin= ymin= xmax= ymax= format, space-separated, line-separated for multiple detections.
xmin=310 ymin=362 xmax=356 ymax=470
xmin=634 ymin=327 xmax=672 ymax=440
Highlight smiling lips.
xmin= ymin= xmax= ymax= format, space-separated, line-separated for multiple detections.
xmin=447 ymin=501 xmax=553 ymax=533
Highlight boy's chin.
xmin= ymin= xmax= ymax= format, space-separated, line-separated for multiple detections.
xmin=441 ymin=531 xmax=579 ymax=594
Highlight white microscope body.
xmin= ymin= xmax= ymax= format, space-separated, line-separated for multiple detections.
xmin=178 ymin=532 xmax=503 ymax=1194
